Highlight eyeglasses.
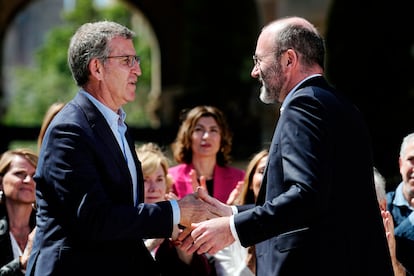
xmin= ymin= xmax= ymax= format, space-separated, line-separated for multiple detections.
xmin=252 ymin=55 xmax=260 ymax=67
xmin=253 ymin=54 xmax=272 ymax=67
xmin=253 ymin=49 xmax=289 ymax=67
xmin=253 ymin=53 xmax=273 ymax=67
xmin=106 ymin=55 xmax=140 ymax=68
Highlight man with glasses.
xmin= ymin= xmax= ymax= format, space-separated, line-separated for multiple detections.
xmin=26 ymin=21 xmax=220 ymax=276
xmin=179 ymin=16 xmax=394 ymax=276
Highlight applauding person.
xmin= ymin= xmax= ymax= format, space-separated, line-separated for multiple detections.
xmin=169 ymin=105 xmax=245 ymax=204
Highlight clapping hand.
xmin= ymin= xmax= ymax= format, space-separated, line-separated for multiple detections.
xmin=178 ymin=169 xmax=233 ymax=228
xmin=226 ymin=180 xmax=244 ymax=205
xmin=190 ymin=169 xmax=207 ymax=192
xmin=190 ymin=169 xmax=244 ymax=205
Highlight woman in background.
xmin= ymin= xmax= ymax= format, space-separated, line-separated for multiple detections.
xmin=37 ymin=102 xmax=65 ymax=151
xmin=169 ymin=105 xmax=245 ymax=204
xmin=0 ymin=148 xmax=38 ymax=275
xmin=214 ymin=149 xmax=268 ymax=275
xmin=137 ymin=142 xmax=216 ymax=276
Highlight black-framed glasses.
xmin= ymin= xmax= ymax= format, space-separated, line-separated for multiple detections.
xmin=106 ymin=55 xmax=140 ymax=67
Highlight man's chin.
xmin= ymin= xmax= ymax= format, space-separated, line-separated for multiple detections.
xmin=126 ymin=92 xmax=136 ymax=102
xmin=259 ymin=88 xmax=276 ymax=104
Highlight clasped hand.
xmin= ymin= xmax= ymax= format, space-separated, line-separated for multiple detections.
xmin=175 ymin=170 xmax=235 ymax=255
xmin=177 ymin=184 xmax=231 ymax=227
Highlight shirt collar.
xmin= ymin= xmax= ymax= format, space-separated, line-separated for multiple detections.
xmin=80 ymin=90 xmax=126 ymax=130
xmin=393 ymin=182 xmax=414 ymax=210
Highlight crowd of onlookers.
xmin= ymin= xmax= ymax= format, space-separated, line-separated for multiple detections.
xmin=2 ymin=101 xmax=414 ymax=276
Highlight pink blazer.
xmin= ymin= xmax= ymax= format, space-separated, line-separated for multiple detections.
xmin=168 ymin=163 xmax=245 ymax=203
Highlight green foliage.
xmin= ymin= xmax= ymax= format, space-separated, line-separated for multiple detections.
xmin=3 ymin=0 xmax=152 ymax=127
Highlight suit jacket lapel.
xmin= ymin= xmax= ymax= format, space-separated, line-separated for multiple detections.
xmin=73 ymin=93 xmax=130 ymax=176
xmin=125 ymin=127 xmax=145 ymax=203
xmin=256 ymin=76 xmax=330 ymax=205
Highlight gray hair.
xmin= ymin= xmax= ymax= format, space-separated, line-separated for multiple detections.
xmin=373 ymin=167 xmax=386 ymax=203
xmin=399 ymin=132 xmax=414 ymax=157
xmin=68 ymin=21 xmax=135 ymax=86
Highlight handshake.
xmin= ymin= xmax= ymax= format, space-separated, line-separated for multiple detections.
xmin=177 ymin=186 xmax=232 ymax=227
xmin=174 ymin=171 xmax=237 ymax=255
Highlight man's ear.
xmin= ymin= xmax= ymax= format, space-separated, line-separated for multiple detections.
xmin=89 ymin=58 xmax=103 ymax=80
xmin=285 ymin=49 xmax=297 ymax=67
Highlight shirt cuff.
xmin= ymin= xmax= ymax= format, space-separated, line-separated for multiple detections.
xmin=170 ymin=199 xmax=180 ymax=225
xmin=231 ymin=205 xmax=238 ymax=215
xmin=229 ymin=215 xmax=240 ymax=242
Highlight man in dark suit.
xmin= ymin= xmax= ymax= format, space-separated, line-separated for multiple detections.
xmin=26 ymin=21 xmax=218 ymax=276
xmin=181 ymin=16 xmax=394 ymax=275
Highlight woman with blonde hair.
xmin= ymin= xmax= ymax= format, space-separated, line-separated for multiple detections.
xmin=0 ymin=148 xmax=38 ymax=275
xmin=137 ymin=143 xmax=216 ymax=276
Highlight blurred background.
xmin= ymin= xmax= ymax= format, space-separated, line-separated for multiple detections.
xmin=0 ymin=0 xmax=413 ymax=190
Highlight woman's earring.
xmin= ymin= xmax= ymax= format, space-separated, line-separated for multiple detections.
xmin=0 ymin=190 xmax=3 ymax=204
